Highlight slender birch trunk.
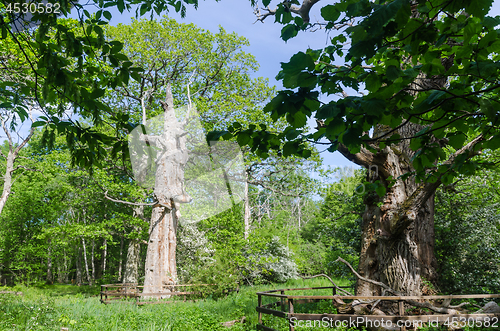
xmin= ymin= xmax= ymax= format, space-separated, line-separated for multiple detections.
xmin=118 ymin=235 xmax=124 ymax=281
xmin=82 ymin=238 xmax=92 ymax=285
xmin=76 ymin=246 xmax=82 ymax=286
xmin=244 ymin=170 xmax=251 ymax=240
xmin=91 ymin=239 xmax=95 ymax=283
xmin=101 ymin=238 xmax=107 ymax=278
xmin=46 ymin=239 xmax=53 ymax=284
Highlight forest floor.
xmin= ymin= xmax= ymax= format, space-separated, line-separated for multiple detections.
xmin=0 ymin=278 xmax=497 ymax=331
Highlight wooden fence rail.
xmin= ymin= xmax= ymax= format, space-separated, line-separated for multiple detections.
xmin=100 ymin=283 xmax=237 ymax=306
xmin=256 ymin=286 xmax=500 ymax=331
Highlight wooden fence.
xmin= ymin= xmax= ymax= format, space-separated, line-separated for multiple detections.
xmin=100 ymin=283 xmax=236 ymax=306
xmin=256 ymin=286 xmax=500 ymax=331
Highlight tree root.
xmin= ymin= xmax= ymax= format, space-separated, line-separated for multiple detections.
xmin=334 ymin=257 xmax=472 ymax=315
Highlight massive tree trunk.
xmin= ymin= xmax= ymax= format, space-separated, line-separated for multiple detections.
xmin=341 ymin=132 xmax=438 ymax=297
xmin=336 ymin=62 xmax=478 ymax=299
xmin=142 ymin=85 xmax=190 ymax=297
xmin=143 ymin=205 xmax=179 ymax=297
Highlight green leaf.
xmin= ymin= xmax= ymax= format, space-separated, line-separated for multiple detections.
xmin=290 ymin=111 xmax=307 ymax=128
xmin=140 ymin=3 xmax=149 ymax=16
xmin=447 ymin=133 xmax=466 ymax=150
xmin=283 ymin=142 xmax=296 ymax=157
xmin=465 ymin=0 xmax=493 ymax=19
xmin=32 ymin=121 xmax=47 ymax=128
xmin=117 ymin=0 xmax=125 ymax=12
xmin=281 ymin=24 xmax=298 ymax=41
xmin=487 ymin=136 xmax=500 ymax=150
xmin=365 ymin=73 xmax=381 ymax=92
xmin=321 ymin=5 xmax=340 ymax=21
xmin=483 ymin=16 xmax=500 ymax=28
xmin=237 ymin=132 xmax=251 ymax=146
xmin=103 ymin=11 xmax=112 ymax=20
xmin=375 ymin=184 xmax=386 ymax=197
xmin=281 ymin=52 xmax=315 ymax=73
xmin=410 ymin=137 xmax=421 ymax=151
xmin=386 ymin=65 xmax=401 ymax=80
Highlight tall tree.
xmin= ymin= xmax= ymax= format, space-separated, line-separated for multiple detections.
xmin=100 ymin=18 xmax=280 ymax=292
xmin=216 ymin=0 xmax=500 ymax=298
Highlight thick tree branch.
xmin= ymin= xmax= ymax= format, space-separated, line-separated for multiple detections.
xmin=390 ymin=134 xmax=484 ymax=238
xmin=336 ymin=143 xmax=377 ymax=169
xmin=254 ymin=0 xmax=321 ymax=24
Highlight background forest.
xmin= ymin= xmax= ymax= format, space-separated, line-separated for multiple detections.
xmin=0 ymin=15 xmax=499 ymax=297
xmin=1 ymin=0 xmax=500 ymax=329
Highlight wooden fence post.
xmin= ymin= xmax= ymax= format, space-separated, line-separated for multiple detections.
xmin=258 ymin=294 xmax=262 ymax=325
xmin=281 ymin=290 xmax=285 ymax=312
xmin=289 ymin=298 xmax=294 ymax=331
xmin=399 ymin=300 xmax=406 ymax=331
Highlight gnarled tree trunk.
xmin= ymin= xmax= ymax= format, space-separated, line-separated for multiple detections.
xmin=346 ymin=132 xmax=438 ymax=297
xmin=142 ymin=85 xmax=190 ymax=297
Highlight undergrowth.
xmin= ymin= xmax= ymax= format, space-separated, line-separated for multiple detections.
xmin=0 ymin=278 xmax=497 ymax=330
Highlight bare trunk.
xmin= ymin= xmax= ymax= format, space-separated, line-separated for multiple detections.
xmin=118 ymin=235 xmax=124 ymax=281
xmin=91 ymin=239 xmax=95 ymax=283
xmin=82 ymin=238 xmax=92 ymax=285
xmin=355 ymin=140 xmax=438 ymax=297
xmin=76 ymin=246 xmax=82 ymax=286
xmin=297 ymin=197 xmax=302 ymax=229
xmin=123 ymin=205 xmax=143 ymax=284
xmin=57 ymin=248 xmax=69 ymax=283
xmin=143 ymin=206 xmax=178 ymax=297
xmin=244 ymin=170 xmax=251 ymax=240
xmin=46 ymin=239 xmax=53 ymax=284
xmin=142 ymin=85 xmax=189 ymax=297
xmin=101 ymin=238 xmax=107 ymax=277
xmin=0 ymin=150 xmax=15 ymax=216
xmin=0 ymin=111 xmax=35 ymax=216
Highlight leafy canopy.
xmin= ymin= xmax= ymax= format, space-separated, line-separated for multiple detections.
xmin=220 ymin=0 xmax=500 ymax=185
xmin=0 ymin=0 xmax=215 ymax=169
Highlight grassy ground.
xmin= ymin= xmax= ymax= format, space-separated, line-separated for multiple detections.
xmin=0 ymin=278 xmax=349 ymax=331
xmin=0 ymin=279 xmax=497 ymax=331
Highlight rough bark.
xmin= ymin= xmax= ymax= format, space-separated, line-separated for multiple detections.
xmin=143 ymin=84 xmax=190 ymax=297
xmin=123 ymin=205 xmax=143 ymax=284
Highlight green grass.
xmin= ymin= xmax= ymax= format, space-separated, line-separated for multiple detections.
xmin=0 ymin=279 xmax=497 ymax=331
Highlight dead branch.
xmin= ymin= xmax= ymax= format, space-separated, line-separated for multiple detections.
xmin=335 ymin=257 xmax=463 ymax=315
xmin=103 ymin=191 xmax=158 ymax=207
xmin=302 ymin=274 xmax=352 ymax=296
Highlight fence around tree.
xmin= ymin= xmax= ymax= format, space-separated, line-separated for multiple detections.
xmin=100 ymin=283 xmax=234 ymax=305
xmin=256 ymin=286 xmax=500 ymax=331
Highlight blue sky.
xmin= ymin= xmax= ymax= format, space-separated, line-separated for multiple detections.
xmin=71 ymin=0 xmax=500 ymax=170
